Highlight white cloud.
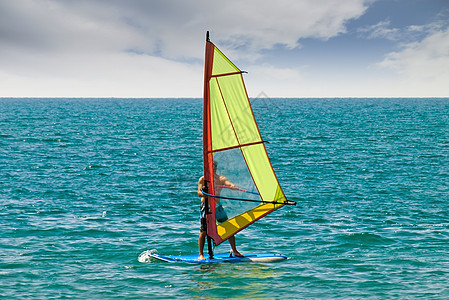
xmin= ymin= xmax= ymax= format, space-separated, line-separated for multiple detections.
xmin=358 ymin=17 xmax=449 ymax=43
xmin=198 ymin=0 xmax=369 ymax=54
xmin=378 ymin=25 xmax=449 ymax=96
xmin=358 ymin=20 xmax=400 ymax=40
xmin=244 ymin=64 xmax=304 ymax=97
xmin=0 ymin=51 xmax=203 ymax=98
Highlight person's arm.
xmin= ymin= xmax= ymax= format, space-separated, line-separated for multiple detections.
xmin=223 ymin=177 xmax=237 ymax=190
xmin=198 ymin=176 xmax=205 ymax=197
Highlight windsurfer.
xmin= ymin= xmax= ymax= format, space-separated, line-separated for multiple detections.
xmin=198 ymin=161 xmax=243 ymax=260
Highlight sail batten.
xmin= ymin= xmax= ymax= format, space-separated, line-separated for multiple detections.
xmin=207 ymin=140 xmax=268 ymax=153
xmin=211 ymin=71 xmax=245 ymax=78
xmin=203 ymin=33 xmax=290 ymax=246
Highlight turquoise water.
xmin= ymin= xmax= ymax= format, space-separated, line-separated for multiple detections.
xmin=1 ymin=98 xmax=448 ymax=299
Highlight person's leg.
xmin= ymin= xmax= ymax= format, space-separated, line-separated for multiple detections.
xmin=228 ymin=235 xmax=243 ymax=256
xmin=198 ymin=230 xmax=206 ymax=260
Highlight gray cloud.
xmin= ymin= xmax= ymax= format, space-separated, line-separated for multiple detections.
xmin=0 ymin=0 xmax=374 ymax=97
xmin=1 ymin=0 xmax=370 ymax=58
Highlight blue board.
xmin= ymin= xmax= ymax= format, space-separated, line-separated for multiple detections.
xmin=148 ymin=252 xmax=287 ymax=263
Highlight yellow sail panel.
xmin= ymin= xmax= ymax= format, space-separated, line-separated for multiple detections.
xmin=212 ymin=46 xmax=240 ymax=76
xmin=217 ymin=202 xmax=284 ymax=240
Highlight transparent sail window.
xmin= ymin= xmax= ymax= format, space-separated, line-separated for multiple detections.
xmin=213 ymin=148 xmax=261 ymax=222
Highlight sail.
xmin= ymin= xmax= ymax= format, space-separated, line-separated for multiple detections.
xmin=203 ymin=33 xmax=290 ymax=246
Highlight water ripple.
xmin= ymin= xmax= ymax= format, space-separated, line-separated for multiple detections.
xmin=1 ymin=98 xmax=448 ymax=298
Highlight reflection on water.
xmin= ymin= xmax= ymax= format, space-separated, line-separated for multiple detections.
xmin=188 ymin=262 xmax=287 ymax=298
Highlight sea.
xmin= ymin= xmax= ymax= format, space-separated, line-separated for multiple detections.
xmin=1 ymin=97 xmax=448 ymax=299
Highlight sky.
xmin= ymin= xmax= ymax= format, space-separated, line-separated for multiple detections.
xmin=1 ymin=0 xmax=448 ymax=98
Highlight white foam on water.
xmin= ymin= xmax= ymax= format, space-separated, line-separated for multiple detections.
xmin=138 ymin=249 xmax=158 ymax=263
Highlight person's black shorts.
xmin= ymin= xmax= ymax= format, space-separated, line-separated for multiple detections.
xmin=200 ymin=201 xmax=207 ymax=232
xmin=200 ymin=217 xmax=207 ymax=232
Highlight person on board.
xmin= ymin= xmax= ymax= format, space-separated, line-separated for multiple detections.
xmin=198 ymin=161 xmax=243 ymax=260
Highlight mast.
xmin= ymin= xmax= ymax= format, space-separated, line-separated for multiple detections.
xmin=203 ymin=31 xmax=215 ymax=258
xmin=203 ymin=30 xmax=213 ymax=197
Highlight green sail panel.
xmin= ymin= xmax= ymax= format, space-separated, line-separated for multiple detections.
xmin=242 ymin=143 xmax=286 ymax=203
xmin=211 ymin=46 xmax=240 ymax=76
xmin=210 ymin=74 xmax=261 ymax=151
